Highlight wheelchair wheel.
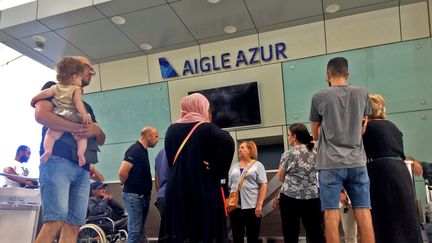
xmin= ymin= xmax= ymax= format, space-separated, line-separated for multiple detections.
xmin=118 ymin=229 xmax=128 ymax=243
xmin=77 ymin=223 xmax=107 ymax=243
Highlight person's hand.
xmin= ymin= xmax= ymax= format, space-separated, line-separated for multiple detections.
xmin=69 ymin=123 xmax=87 ymax=135
xmin=103 ymin=194 xmax=112 ymax=201
xmin=81 ymin=113 xmax=92 ymax=124
xmin=203 ymin=161 xmax=210 ymax=170
xmin=89 ymin=164 xmax=95 ymax=175
xmin=340 ymin=191 xmax=348 ymax=205
xmin=311 ymin=140 xmax=317 ymax=151
xmin=255 ymin=205 xmax=263 ymax=218
xmin=272 ymin=195 xmax=280 ymax=210
xmin=25 ymin=180 xmax=33 ymax=187
xmin=75 ymin=122 xmax=101 ymax=138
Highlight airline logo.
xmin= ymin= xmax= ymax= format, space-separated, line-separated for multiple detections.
xmin=158 ymin=57 xmax=179 ymax=79
xmin=158 ymin=42 xmax=287 ymax=79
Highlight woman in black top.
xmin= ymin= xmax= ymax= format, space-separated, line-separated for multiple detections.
xmin=363 ymin=94 xmax=422 ymax=243
xmin=164 ymin=93 xmax=235 ymax=242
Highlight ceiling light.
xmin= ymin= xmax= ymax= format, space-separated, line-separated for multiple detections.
xmin=32 ymin=35 xmax=46 ymax=52
xmin=224 ymin=25 xmax=237 ymax=34
xmin=325 ymin=4 xmax=341 ymax=14
xmin=140 ymin=43 xmax=152 ymax=51
xmin=34 ymin=46 xmax=44 ymax=52
xmin=33 ymin=41 xmax=44 ymax=52
xmin=111 ymin=16 xmax=126 ymax=25
xmin=32 ymin=35 xmax=46 ymax=43
xmin=207 ymin=0 xmax=220 ymax=3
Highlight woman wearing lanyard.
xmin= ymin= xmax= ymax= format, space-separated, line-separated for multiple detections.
xmin=363 ymin=94 xmax=422 ymax=243
xmin=228 ymin=140 xmax=267 ymax=243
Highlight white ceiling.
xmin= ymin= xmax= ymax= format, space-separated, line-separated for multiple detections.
xmin=0 ymin=0 xmax=35 ymax=11
xmin=0 ymin=0 xmax=424 ymax=68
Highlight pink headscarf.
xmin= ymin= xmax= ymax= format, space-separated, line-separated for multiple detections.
xmin=176 ymin=93 xmax=210 ymax=123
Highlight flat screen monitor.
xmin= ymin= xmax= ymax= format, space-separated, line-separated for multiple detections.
xmin=189 ymin=82 xmax=262 ymax=129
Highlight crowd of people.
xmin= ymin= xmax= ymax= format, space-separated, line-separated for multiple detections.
xmin=1 ymin=55 xmax=427 ymax=243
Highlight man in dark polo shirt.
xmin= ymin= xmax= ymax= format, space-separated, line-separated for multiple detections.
xmin=34 ymin=56 xmax=106 ymax=243
xmin=119 ymin=126 xmax=159 ymax=243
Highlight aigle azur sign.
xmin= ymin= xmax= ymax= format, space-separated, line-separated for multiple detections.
xmin=159 ymin=42 xmax=287 ymax=79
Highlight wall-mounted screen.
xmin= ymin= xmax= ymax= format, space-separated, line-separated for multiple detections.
xmin=189 ymin=82 xmax=262 ymax=129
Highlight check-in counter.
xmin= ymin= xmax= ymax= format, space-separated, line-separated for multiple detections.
xmin=0 ymin=187 xmax=41 ymax=243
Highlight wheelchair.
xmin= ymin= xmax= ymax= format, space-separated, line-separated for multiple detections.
xmin=77 ymin=215 xmax=128 ymax=243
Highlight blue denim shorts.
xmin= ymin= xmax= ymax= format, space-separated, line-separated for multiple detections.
xmin=319 ymin=166 xmax=371 ymax=210
xmin=39 ymin=155 xmax=90 ymax=226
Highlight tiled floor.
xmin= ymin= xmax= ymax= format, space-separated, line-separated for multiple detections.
xmin=147 ymin=234 xmax=431 ymax=243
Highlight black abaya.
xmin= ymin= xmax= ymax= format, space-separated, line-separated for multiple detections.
xmin=164 ymin=122 xmax=235 ymax=243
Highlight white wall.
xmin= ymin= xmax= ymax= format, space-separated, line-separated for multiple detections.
xmin=0 ymin=46 xmax=55 ymax=181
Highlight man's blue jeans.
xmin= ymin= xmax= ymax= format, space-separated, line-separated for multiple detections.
xmin=122 ymin=192 xmax=150 ymax=243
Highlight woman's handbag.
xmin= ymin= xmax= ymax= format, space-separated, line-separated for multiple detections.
xmin=225 ymin=160 xmax=257 ymax=214
xmin=225 ymin=191 xmax=239 ymax=213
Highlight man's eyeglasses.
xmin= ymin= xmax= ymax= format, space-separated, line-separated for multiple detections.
xmin=84 ymin=64 xmax=96 ymax=77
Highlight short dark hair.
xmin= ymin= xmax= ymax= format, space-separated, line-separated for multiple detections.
xmin=16 ymin=145 xmax=29 ymax=156
xmin=327 ymin=57 xmax=348 ymax=77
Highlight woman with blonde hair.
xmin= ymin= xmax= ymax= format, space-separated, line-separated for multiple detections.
xmin=363 ymin=94 xmax=422 ymax=243
xmin=228 ymin=140 xmax=268 ymax=243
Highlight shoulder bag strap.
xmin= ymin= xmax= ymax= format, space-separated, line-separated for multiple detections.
xmin=236 ymin=160 xmax=257 ymax=192
xmin=173 ymin=121 xmax=205 ymax=165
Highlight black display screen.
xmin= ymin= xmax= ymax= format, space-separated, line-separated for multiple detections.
xmin=189 ymin=82 xmax=261 ymax=129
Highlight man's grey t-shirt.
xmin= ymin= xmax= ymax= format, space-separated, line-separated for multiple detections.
xmin=310 ymin=84 xmax=371 ymax=169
